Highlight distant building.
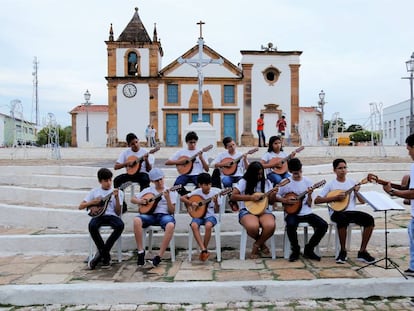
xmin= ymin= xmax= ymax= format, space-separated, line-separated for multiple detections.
xmin=382 ymin=99 xmax=410 ymax=145
xmin=69 ymin=105 xmax=108 ymax=147
xmin=0 ymin=113 xmax=37 ymax=147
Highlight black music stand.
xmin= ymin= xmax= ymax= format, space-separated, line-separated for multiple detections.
xmin=357 ymin=191 xmax=407 ymax=279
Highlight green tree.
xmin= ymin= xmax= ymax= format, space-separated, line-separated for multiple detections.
xmin=36 ymin=125 xmax=72 ymax=147
xmin=346 ymin=124 xmax=363 ymax=132
xmin=349 ymin=130 xmax=380 ymax=143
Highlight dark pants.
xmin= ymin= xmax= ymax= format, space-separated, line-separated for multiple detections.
xmin=331 ymin=210 xmax=374 ymax=229
xmin=257 ymin=130 xmax=266 ymax=147
xmin=285 ymin=213 xmax=328 ymax=251
xmin=114 ymin=172 xmax=150 ymax=190
xmin=174 ymin=174 xmax=199 ymax=196
xmin=89 ymin=215 xmax=124 ymax=260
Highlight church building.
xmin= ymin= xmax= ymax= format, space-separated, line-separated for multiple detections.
xmin=75 ymin=7 xmax=303 ymax=147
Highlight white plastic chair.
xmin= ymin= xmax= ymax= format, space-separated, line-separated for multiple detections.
xmin=141 ymin=194 xmax=180 ymax=262
xmin=187 ymin=195 xmax=226 ymax=262
xmin=88 ymin=226 xmax=122 ymax=263
xmin=239 ymin=213 xmax=277 ymax=260
xmin=327 ymin=222 xmax=362 ymax=258
xmin=283 ymin=222 xmax=320 ymax=259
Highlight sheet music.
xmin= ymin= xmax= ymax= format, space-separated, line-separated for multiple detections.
xmin=360 ymin=191 xmax=406 ymax=211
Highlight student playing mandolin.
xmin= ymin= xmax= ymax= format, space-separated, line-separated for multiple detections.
xmin=165 ymin=131 xmax=210 ymax=195
xmin=230 ymin=161 xmax=277 ymax=259
xmin=131 ymin=168 xmax=177 ymax=267
xmin=314 ymin=158 xmax=376 ymax=264
xmin=79 ymin=168 xmax=125 ymax=270
xmin=113 ymin=133 xmax=155 ymax=190
xmin=276 ymin=158 xmax=328 ymax=262
xmin=261 ymin=135 xmax=294 ymax=186
xmin=180 ymin=173 xmax=222 ymax=261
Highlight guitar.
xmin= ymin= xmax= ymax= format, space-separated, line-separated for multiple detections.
xmin=126 ymin=145 xmax=160 ymax=175
xmin=176 ymin=144 xmax=213 ymax=175
xmin=219 ymin=147 xmax=259 ymax=176
xmin=245 ymin=178 xmax=290 ymax=215
xmin=87 ymin=181 xmax=133 ymax=218
xmin=283 ymin=180 xmax=326 ymax=215
xmin=269 ymin=146 xmax=305 ymax=175
xmin=186 ymin=188 xmax=233 ymax=219
xmin=367 ymin=173 xmax=411 ymax=205
xmin=139 ymin=185 xmax=182 ymax=214
xmin=367 ymin=173 xmax=409 ymax=190
xmin=327 ymin=178 xmax=368 ymax=212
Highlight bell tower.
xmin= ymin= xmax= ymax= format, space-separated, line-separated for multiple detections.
xmin=105 ymin=7 xmax=163 ymax=145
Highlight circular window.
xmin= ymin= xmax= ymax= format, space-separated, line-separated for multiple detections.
xmin=262 ymin=67 xmax=281 ymax=85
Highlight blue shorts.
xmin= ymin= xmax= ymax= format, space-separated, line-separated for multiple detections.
xmin=137 ymin=213 xmax=175 ymax=230
xmin=238 ymin=208 xmax=274 ymax=223
xmin=191 ymin=216 xmax=217 ymax=227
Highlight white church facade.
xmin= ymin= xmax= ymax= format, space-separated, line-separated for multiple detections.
xmin=71 ymin=7 xmax=307 ymax=147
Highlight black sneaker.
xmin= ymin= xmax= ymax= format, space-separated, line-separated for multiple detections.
xmin=101 ymin=260 xmax=111 ymax=269
xmin=289 ymin=246 xmax=300 ymax=262
xmin=137 ymin=250 xmax=146 ymax=266
xmin=404 ymin=269 xmax=414 ymax=277
xmin=336 ymin=250 xmax=347 ymax=264
xmin=88 ymin=251 xmax=101 ymax=270
xmin=152 ymin=255 xmax=161 ymax=267
xmin=303 ymin=245 xmax=321 ymax=261
xmin=357 ymin=251 xmax=375 ymax=263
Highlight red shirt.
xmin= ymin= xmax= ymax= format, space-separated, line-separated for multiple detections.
xmin=257 ymin=118 xmax=264 ymax=131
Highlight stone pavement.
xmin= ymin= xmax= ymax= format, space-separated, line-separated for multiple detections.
xmin=1 ymin=145 xmax=414 ymax=309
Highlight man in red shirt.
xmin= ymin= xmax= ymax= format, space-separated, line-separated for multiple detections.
xmin=256 ymin=113 xmax=266 ymax=147
xmin=276 ymin=115 xmax=287 ymax=137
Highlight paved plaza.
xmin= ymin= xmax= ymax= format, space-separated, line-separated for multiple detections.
xmin=1 ymin=145 xmax=414 ymax=310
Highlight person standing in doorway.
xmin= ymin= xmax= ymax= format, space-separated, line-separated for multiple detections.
xmin=277 ymin=115 xmax=287 ymax=144
xmin=145 ymin=125 xmax=151 ymax=147
xmin=150 ymin=125 xmax=157 ymax=147
xmin=257 ymin=113 xmax=266 ymax=147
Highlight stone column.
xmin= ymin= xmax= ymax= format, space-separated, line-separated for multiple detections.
xmin=289 ymin=64 xmax=300 ymax=145
xmin=241 ymin=63 xmax=254 ymax=146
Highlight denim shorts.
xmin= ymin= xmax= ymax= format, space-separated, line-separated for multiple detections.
xmin=137 ymin=213 xmax=175 ymax=230
xmin=191 ymin=216 xmax=217 ymax=227
xmin=238 ymin=208 xmax=274 ymax=223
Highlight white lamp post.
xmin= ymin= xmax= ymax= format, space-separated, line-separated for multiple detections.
xmin=405 ymin=53 xmax=414 ymax=135
xmin=318 ymin=90 xmax=326 ymax=142
xmin=84 ymin=89 xmax=91 ymax=142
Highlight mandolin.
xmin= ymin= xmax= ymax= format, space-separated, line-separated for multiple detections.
xmin=186 ymin=188 xmax=233 ymax=219
xmin=138 ymin=185 xmax=182 ymax=214
xmin=283 ymin=180 xmax=326 ymax=215
xmin=219 ymin=148 xmax=259 ymax=176
xmin=176 ymin=144 xmax=213 ymax=175
xmin=327 ymin=178 xmax=368 ymax=212
xmin=367 ymin=173 xmax=409 ymax=190
xmin=126 ymin=145 xmax=160 ymax=175
xmin=269 ymin=146 xmax=304 ymax=175
xmin=245 ymin=178 xmax=290 ymax=215
xmin=87 ymin=181 xmax=132 ymax=217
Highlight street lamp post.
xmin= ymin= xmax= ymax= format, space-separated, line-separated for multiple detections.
xmin=84 ymin=90 xmax=91 ymax=142
xmin=318 ymin=90 xmax=326 ymax=142
xmin=405 ymin=53 xmax=414 ymax=135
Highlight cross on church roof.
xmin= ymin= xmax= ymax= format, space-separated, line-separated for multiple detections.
xmin=197 ymin=20 xmax=205 ymax=39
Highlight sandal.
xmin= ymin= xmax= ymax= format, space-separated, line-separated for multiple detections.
xmin=261 ymin=244 xmax=271 ymax=256
xmin=250 ymin=243 xmax=260 ymax=259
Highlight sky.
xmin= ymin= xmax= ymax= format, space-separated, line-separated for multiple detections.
xmin=0 ymin=0 xmax=413 ymax=129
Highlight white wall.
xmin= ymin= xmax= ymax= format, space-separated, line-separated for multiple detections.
xmin=0 ymin=115 xmax=4 ymax=146
xmin=76 ymin=112 xmax=108 ymax=147
xmin=382 ymin=100 xmax=410 ymax=146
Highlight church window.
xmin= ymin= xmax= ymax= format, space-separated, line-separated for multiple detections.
xmin=127 ymin=52 xmax=139 ymax=76
xmin=262 ymin=67 xmax=281 ymax=85
xmin=167 ymin=84 xmax=178 ymax=103
xmin=223 ymin=85 xmax=235 ymax=103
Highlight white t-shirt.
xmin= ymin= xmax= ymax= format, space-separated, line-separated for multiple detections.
xmin=234 ymin=178 xmax=274 ymax=213
xmin=135 ymin=186 xmax=177 ymax=214
xmin=261 ymin=151 xmax=288 ymax=175
xmin=211 ymin=151 xmax=245 ymax=177
xmin=117 ymin=147 xmax=155 ymax=174
xmin=169 ymin=148 xmax=206 ymax=176
xmin=318 ymin=178 xmax=358 ymax=216
xmin=277 ymin=176 xmax=313 ymax=216
xmin=410 ymin=164 xmax=414 ymax=217
xmin=84 ymin=187 xmax=124 ymax=217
